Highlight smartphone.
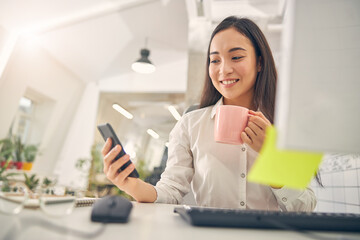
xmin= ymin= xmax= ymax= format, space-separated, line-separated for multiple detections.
xmin=97 ymin=123 xmax=139 ymax=178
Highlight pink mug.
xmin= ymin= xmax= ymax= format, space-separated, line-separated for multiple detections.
xmin=214 ymin=105 xmax=249 ymax=145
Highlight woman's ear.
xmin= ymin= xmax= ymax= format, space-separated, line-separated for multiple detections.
xmin=257 ymin=56 xmax=262 ymax=72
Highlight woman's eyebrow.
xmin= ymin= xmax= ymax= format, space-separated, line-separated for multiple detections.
xmin=229 ymin=47 xmax=246 ymax=52
xmin=210 ymin=47 xmax=246 ymax=55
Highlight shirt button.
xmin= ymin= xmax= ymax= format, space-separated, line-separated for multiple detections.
xmin=282 ymin=197 xmax=287 ymax=202
xmin=240 ymin=201 xmax=245 ymax=206
xmin=241 ymin=173 xmax=246 ymax=178
xmin=241 ymin=147 xmax=246 ymax=152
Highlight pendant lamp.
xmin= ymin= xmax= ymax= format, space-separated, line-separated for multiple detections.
xmin=131 ymin=38 xmax=155 ymax=74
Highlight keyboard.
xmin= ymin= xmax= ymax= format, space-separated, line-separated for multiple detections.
xmin=174 ymin=205 xmax=360 ymax=232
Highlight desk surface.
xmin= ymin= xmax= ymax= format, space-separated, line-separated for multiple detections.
xmin=0 ymin=202 xmax=358 ymax=240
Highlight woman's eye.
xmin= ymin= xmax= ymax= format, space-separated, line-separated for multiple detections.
xmin=210 ymin=59 xmax=219 ymax=64
xmin=232 ymin=56 xmax=243 ymax=60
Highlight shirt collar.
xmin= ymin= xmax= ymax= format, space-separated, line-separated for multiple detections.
xmin=210 ymin=97 xmax=224 ymax=119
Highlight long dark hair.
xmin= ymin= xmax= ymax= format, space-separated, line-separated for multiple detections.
xmin=199 ymin=16 xmax=277 ymax=124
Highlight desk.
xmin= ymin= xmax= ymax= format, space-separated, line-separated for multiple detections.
xmin=0 ymin=202 xmax=358 ymax=240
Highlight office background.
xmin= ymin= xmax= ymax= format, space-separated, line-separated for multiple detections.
xmin=311 ymin=154 xmax=360 ymax=213
xmin=0 ymin=0 xmax=359 ymax=214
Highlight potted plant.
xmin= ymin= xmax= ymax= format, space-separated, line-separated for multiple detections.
xmin=41 ymin=176 xmax=56 ymax=195
xmin=23 ymin=144 xmax=39 ymax=171
xmin=0 ymin=159 xmax=19 ymax=191
xmin=0 ymin=138 xmax=15 ymax=169
xmin=13 ymin=136 xmax=24 ymax=170
xmin=24 ymin=173 xmax=40 ymax=194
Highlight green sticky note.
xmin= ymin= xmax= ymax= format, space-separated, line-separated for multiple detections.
xmin=248 ymin=126 xmax=323 ymax=189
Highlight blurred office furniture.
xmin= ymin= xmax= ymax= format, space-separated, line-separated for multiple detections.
xmin=144 ymin=147 xmax=168 ymax=186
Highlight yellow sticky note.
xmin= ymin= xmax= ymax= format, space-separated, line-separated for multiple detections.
xmin=248 ymin=126 xmax=323 ymax=189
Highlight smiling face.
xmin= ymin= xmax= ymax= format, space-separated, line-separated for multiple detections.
xmin=209 ymin=27 xmax=260 ymax=108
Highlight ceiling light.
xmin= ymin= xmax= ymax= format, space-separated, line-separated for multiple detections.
xmin=147 ymin=129 xmax=159 ymax=139
xmin=112 ymin=103 xmax=133 ymax=119
xmin=132 ymin=38 xmax=155 ymax=74
xmin=168 ymin=105 xmax=181 ymax=121
xmin=131 ymin=48 xmax=155 ymax=74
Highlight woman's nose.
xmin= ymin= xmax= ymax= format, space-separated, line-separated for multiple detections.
xmin=219 ymin=60 xmax=233 ymax=75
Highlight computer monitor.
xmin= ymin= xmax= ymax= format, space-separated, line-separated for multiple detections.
xmin=275 ymin=0 xmax=360 ymax=153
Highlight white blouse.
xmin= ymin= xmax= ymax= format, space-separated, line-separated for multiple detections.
xmin=154 ymin=98 xmax=317 ymax=211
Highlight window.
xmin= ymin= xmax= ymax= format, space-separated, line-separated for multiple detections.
xmin=9 ymin=97 xmax=35 ymax=143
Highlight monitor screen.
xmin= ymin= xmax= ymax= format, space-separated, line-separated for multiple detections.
xmin=275 ymin=0 xmax=360 ymax=153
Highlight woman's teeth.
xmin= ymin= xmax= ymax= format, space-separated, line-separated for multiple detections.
xmin=222 ymin=79 xmax=238 ymax=85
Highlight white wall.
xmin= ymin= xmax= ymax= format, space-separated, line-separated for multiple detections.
xmin=0 ymin=26 xmax=17 ymax=88
xmin=0 ymin=36 xmax=85 ymax=176
xmin=54 ymin=82 xmax=99 ymax=189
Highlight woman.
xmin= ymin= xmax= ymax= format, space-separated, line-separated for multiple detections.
xmin=101 ymin=16 xmax=317 ymax=211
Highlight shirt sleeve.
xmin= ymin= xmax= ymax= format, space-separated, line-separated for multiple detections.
xmin=154 ymin=117 xmax=194 ymax=204
xmin=271 ymin=186 xmax=317 ymax=212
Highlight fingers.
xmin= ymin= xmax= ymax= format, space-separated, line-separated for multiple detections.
xmin=244 ymin=126 xmax=257 ymax=140
xmin=243 ymin=111 xmax=271 ymax=153
xmin=249 ymin=109 xmax=266 ymax=118
xmin=101 ymin=138 xmax=112 ymax=156
xmin=249 ymin=110 xmax=271 ymax=125
xmin=249 ymin=116 xmax=267 ymax=130
xmin=103 ymin=143 xmax=121 ymax=173
xmin=247 ymin=121 xmax=262 ymax=136
xmin=244 ymin=120 xmax=265 ymax=141
xmin=114 ymin=162 xmax=135 ymax=183
xmin=241 ymin=131 xmax=252 ymax=145
xmin=106 ymin=154 xmax=131 ymax=180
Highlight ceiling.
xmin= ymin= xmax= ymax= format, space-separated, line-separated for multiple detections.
xmin=0 ymin=0 xmax=285 ymax=83
xmin=0 ymin=0 xmax=286 ymax=138
xmin=0 ymin=0 xmax=189 ymax=83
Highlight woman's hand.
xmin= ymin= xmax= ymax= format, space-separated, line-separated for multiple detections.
xmin=241 ymin=110 xmax=271 ymax=153
xmin=101 ymin=138 xmax=137 ymax=192
xmin=101 ymin=138 xmax=157 ymax=202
